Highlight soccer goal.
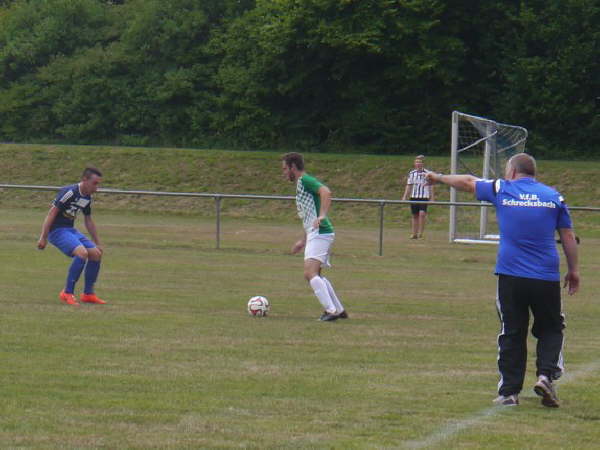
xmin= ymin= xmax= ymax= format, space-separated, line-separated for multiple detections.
xmin=449 ymin=111 xmax=528 ymax=244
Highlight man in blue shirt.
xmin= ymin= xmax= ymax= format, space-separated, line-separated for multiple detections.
xmin=37 ymin=167 xmax=107 ymax=306
xmin=426 ymin=153 xmax=579 ymax=408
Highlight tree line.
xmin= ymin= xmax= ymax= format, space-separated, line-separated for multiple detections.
xmin=0 ymin=0 xmax=598 ymax=157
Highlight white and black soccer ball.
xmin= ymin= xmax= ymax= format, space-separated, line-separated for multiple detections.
xmin=247 ymin=296 xmax=270 ymax=317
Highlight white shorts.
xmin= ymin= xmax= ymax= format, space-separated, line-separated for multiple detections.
xmin=304 ymin=233 xmax=335 ymax=268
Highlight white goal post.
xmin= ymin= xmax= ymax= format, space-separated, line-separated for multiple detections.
xmin=449 ymin=111 xmax=528 ymax=244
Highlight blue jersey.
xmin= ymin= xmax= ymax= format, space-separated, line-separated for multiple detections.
xmin=51 ymin=184 xmax=92 ymax=230
xmin=476 ymin=177 xmax=572 ymax=281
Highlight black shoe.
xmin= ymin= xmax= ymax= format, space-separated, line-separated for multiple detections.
xmin=534 ymin=375 xmax=559 ymax=408
xmin=338 ymin=310 xmax=349 ymax=319
xmin=319 ymin=312 xmax=340 ymax=322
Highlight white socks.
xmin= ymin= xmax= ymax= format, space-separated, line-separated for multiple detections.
xmin=309 ymin=276 xmax=345 ymax=314
xmin=309 ymin=276 xmax=336 ymax=314
xmin=322 ymin=277 xmax=345 ymax=314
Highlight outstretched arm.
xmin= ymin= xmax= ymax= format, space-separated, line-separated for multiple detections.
xmin=38 ymin=206 xmax=59 ymax=249
xmin=426 ymin=172 xmax=478 ymax=193
xmin=558 ymin=228 xmax=579 ymax=295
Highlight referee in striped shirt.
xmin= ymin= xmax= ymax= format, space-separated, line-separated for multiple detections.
xmin=402 ymin=155 xmax=434 ymax=239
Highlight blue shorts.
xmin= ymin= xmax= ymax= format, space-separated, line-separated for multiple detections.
xmin=49 ymin=227 xmax=96 ymax=257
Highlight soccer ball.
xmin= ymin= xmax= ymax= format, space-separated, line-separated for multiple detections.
xmin=247 ymin=296 xmax=270 ymax=317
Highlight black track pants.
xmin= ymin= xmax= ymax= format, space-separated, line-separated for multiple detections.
xmin=496 ymin=274 xmax=565 ymax=396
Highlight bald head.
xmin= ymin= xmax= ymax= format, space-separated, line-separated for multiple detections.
xmin=507 ymin=153 xmax=536 ymax=177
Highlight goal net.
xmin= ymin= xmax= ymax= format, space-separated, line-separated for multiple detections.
xmin=449 ymin=111 xmax=528 ymax=244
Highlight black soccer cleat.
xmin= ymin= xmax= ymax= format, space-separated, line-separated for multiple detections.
xmin=338 ymin=310 xmax=349 ymax=319
xmin=319 ymin=312 xmax=340 ymax=322
xmin=534 ymin=375 xmax=560 ymax=408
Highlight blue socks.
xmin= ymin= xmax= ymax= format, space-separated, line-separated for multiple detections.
xmin=65 ymin=257 xmax=86 ymax=294
xmin=65 ymin=257 xmax=101 ymax=294
xmin=84 ymin=260 xmax=101 ymax=295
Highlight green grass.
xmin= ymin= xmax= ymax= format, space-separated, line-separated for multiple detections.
xmin=1 ymin=144 xmax=600 ymax=236
xmin=1 ymin=208 xmax=599 ymax=448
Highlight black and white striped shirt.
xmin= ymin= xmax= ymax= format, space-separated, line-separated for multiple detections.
xmin=407 ymin=169 xmax=430 ymax=199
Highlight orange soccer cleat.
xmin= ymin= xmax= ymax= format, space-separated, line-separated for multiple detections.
xmin=59 ymin=290 xmax=80 ymax=306
xmin=80 ymin=293 xmax=106 ymax=305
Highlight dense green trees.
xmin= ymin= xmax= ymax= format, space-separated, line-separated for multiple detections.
xmin=495 ymin=0 xmax=600 ymax=156
xmin=213 ymin=0 xmax=465 ymax=151
xmin=0 ymin=0 xmax=598 ymax=156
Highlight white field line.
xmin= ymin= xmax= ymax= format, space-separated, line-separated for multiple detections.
xmin=404 ymin=361 xmax=600 ymax=449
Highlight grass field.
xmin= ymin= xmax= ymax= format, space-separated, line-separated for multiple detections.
xmin=1 ymin=207 xmax=599 ymax=448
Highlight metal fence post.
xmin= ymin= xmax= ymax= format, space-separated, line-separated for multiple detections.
xmin=378 ymin=201 xmax=385 ymax=256
xmin=215 ymin=195 xmax=222 ymax=249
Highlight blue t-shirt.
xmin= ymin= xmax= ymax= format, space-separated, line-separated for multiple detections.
xmin=475 ymin=177 xmax=572 ymax=281
xmin=51 ymin=184 xmax=92 ymax=230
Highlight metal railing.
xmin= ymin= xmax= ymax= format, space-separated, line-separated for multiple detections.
xmin=2 ymin=184 xmax=599 ymax=255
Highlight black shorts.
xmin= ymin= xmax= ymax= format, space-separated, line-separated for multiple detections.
xmin=410 ymin=197 xmax=429 ymax=214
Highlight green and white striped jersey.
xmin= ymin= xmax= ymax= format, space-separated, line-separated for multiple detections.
xmin=296 ymin=174 xmax=334 ymax=235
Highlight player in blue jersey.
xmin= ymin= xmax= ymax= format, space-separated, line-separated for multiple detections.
xmin=37 ymin=167 xmax=107 ymax=306
xmin=426 ymin=153 xmax=579 ymax=408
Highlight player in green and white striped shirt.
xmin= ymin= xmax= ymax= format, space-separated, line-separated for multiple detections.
xmin=282 ymin=152 xmax=347 ymax=321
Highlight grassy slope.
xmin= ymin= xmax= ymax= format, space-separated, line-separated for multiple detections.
xmin=1 ymin=210 xmax=599 ymax=448
xmin=1 ymin=143 xmax=599 ymax=234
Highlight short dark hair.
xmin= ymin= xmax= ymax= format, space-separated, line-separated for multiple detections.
xmin=509 ymin=153 xmax=536 ymax=176
xmin=282 ymin=152 xmax=304 ymax=171
xmin=82 ymin=167 xmax=103 ymax=179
